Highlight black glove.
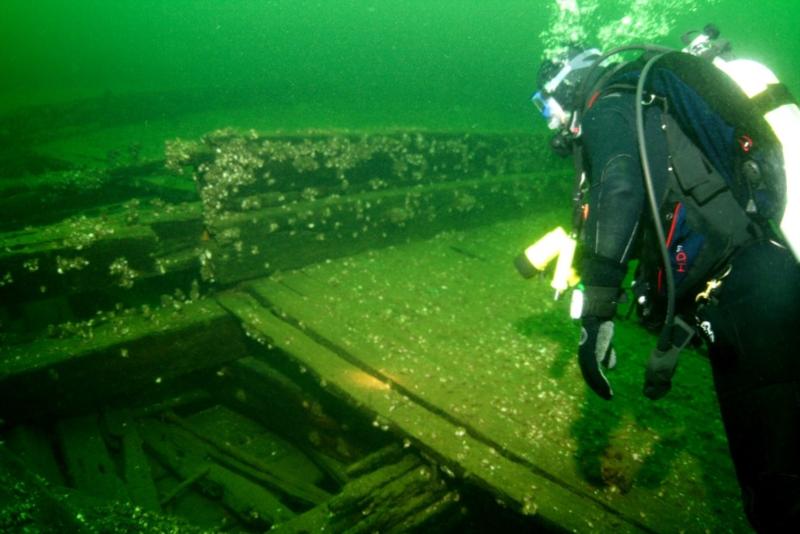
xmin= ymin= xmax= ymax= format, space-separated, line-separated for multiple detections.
xmin=643 ymin=346 xmax=680 ymax=399
xmin=578 ymin=316 xmax=617 ymax=400
xmin=642 ymin=317 xmax=695 ymax=400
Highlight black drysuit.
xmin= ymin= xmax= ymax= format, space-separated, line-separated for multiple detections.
xmin=579 ymin=90 xmax=800 ymax=531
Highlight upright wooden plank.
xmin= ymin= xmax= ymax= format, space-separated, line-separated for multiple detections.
xmin=57 ymin=414 xmax=128 ymax=501
xmin=105 ymin=409 xmax=162 ymax=511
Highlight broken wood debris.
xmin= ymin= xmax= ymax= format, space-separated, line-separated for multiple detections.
xmin=159 ymin=466 xmax=211 ymax=508
xmin=272 ymin=453 xmax=455 ymax=533
xmin=139 ymin=416 xmax=295 ymax=528
xmin=162 ymin=411 xmax=331 ymax=506
xmin=212 ymin=355 xmax=367 ymax=469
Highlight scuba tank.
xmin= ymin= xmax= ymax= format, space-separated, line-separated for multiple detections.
xmin=684 ymin=24 xmax=800 ymax=262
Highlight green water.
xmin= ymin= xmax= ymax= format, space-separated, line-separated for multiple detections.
xmin=1 ymin=2 xmax=794 ymax=531
xmin=2 ymin=0 xmax=798 ymax=134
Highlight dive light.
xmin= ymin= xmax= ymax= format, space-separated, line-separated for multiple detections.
xmin=515 ymin=226 xmax=580 ymax=298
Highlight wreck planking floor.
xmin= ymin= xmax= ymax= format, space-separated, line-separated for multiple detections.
xmin=217 ymin=215 xmax=750 ymax=533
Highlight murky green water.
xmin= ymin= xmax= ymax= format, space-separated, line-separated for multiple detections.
xmin=2 ymin=0 xmax=798 ymax=132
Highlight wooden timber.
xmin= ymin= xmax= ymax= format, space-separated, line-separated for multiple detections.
xmin=211 ymin=355 xmax=372 ymax=486
xmin=139 ymin=417 xmax=295 ymax=527
xmin=161 ymin=410 xmax=331 ymax=506
xmin=217 ymin=289 xmax=625 ymax=532
xmin=0 ymin=298 xmax=248 ymax=423
xmin=167 ymin=128 xmax=568 ymax=285
xmin=3 ymin=424 xmax=66 ymax=486
xmin=0 ymin=445 xmax=87 ymax=532
xmin=1 ymin=128 xmax=565 ymax=345
xmin=183 ymin=404 xmax=326 ymax=488
xmin=104 ymin=408 xmax=162 ymax=512
xmin=0 ymin=162 xmax=197 ymax=231
xmin=214 ymin=216 xmax=751 ymax=533
xmin=175 ymin=129 xmax=557 ymax=213
xmin=203 ymin=171 xmax=563 ymax=284
xmin=1 ymin=391 xmax=364 ymax=532
xmin=0 ymin=200 xmax=203 ymax=303
xmin=271 ymin=453 xmax=457 ymax=533
xmin=56 ymin=414 xmax=129 ymax=501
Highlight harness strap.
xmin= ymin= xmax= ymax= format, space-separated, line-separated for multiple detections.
xmin=751 ymin=83 xmax=796 ymax=114
xmin=581 ymin=285 xmax=622 ymax=319
xmin=571 ymin=142 xmax=587 ymax=234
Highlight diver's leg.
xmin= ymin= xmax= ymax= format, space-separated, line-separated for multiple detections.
xmin=698 ymin=241 xmax=800 ymax=531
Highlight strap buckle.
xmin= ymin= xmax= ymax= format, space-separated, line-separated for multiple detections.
xmin=694 ymin=265 xmax=732 ymax=303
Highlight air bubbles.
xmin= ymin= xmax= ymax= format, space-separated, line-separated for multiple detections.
xmin=541 ymin=0 xmax=720 ymax=61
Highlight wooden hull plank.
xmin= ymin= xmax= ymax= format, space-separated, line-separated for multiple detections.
xmin=162 ymin=411 xmax=331 ymax=505
xmin=56 ymin=414 xmax=128 ymax=501
xmin=0 ymin=299 xmax=248 ymax=422
xmin=272 ymin=453 xmax=455 ymax=533
xmin=213 ymin=355 xmax=364 ymax=473
xmin=104 ymin=409 xmax=162 ymax=511
xmin=216 ymin=288 xmax=644 ymax=532
xmin=184 ymin=404 xmax=326 ymax=488
xmin=266 ymin=224 xmax=737 ymax=473
xmin=258 ymin=220 xmax=741 ymax=479
xmin=204 ymin=172 xmax=563 ymax=285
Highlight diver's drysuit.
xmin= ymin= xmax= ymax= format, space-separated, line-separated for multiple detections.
xmin=579 ymin=67 xmax=800 ymax=531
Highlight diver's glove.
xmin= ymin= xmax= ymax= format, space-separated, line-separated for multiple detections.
xmin=578 ymin=316 xmax=617 ymax=400
xmin=643 ymin=346 xmax=680 ymax=399
xmin=643 ymin=317 xmax=695 ymax=400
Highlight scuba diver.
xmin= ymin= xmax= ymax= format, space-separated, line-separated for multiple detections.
xmin=526 ymin=26 xmax=800 ymax=531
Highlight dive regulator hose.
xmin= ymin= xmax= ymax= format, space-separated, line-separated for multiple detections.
xmin=635 ymin=53 xmax=676 ymax=352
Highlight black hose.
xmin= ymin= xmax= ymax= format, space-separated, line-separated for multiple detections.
xmin=635 ymin=53 xmax=676 ymax=351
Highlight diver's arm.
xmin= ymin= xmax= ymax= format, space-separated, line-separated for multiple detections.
xmin=580 ymin=97 xmax=646 ymax=300
xmin=572 ymin=96 xmax=648 ymax=400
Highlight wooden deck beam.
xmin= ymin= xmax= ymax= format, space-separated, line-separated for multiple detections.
xmin=0 ymin=299 xmax=248 ymax=423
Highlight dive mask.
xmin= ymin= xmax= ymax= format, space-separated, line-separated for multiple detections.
xmin=534 ymin=47 xmax=602 ymax=130
xmin=532 ymin=91 xmax=569 ymax=130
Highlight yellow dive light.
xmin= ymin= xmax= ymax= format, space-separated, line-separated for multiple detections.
xmin=515 ymin=226 xmax=580 ymax=298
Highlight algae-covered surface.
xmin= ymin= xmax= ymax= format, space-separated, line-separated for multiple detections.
xmin=222 ymin=215 xmax=749 ymax=532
